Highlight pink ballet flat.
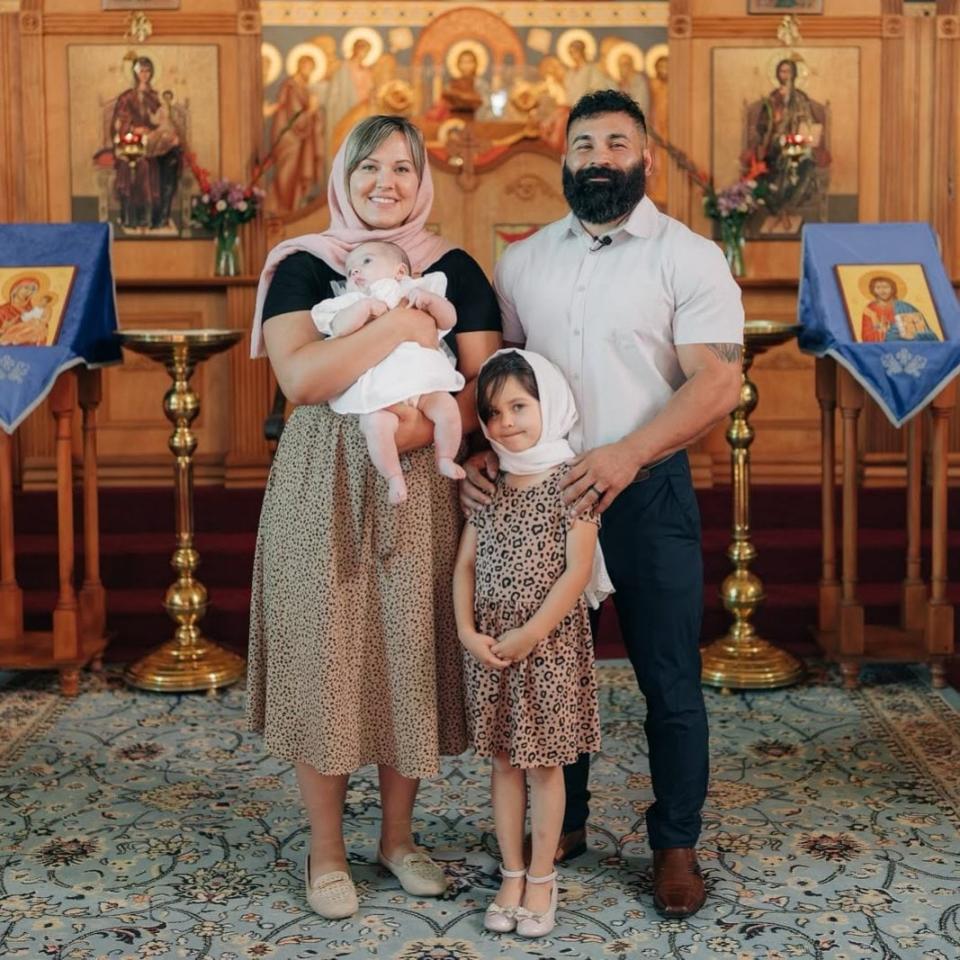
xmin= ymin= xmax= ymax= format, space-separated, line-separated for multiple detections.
xmin=484 ymin=864 xmax=526 ymax=933
xmin=515 ymin=870 xmax=558 ymax=938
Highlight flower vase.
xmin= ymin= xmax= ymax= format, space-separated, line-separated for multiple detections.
xmin=720 ymin=220 xmax=746 ymax=278
xmin=214 ymin=221 xmax=241 ymax=277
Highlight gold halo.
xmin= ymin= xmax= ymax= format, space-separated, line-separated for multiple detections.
xmin=858 ymin=268 xmax=908 ymax=301
xmin=261 ymin=42 xmax=282 ymax=87
xmin=2 ymin=272 xmax=48 ymax=303
xmin=645 ymin=43 xmax=669 ymax=80
xmin=557 ymin=29 xmax=597 ymax=68
xmin=605 ymin=41 xmax=644 ymax=83
xmin=437 ymin=117 xmax=466 ymax=145
xmin=342 ymin=27 xmax=382 ymax=67
xmin=285 ymin=43 xmax=328 ymax=85
xmin=446 ymin=40 xmax=490 ymax=78
xmin=767 ymin=51 xmax=810 ymax=88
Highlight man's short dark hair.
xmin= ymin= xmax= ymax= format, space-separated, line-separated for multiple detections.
xmin=566 ymin=88 xmax=647 ymax=139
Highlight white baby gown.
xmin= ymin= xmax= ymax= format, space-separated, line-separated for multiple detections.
xmin=310 ymin=273 xmax=465 ymax=415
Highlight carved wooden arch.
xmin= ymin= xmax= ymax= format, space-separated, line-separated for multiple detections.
xmin=411 ymin=6 xmax=525 ymax=77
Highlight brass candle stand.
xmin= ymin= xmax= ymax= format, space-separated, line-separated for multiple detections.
xmin=116 ymin=329 xmax=245 ymax=692
xmin=701 ymin=320 xmax=805 ymax=692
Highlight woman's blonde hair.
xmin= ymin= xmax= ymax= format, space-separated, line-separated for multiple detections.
xmin=343 ymin=115 xmax=426 ymax=188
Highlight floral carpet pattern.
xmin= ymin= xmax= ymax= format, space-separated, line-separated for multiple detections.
xmin=1 ymin=662 xmax=959 ymax=960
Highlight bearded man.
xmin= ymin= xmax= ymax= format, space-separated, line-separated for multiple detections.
xmin=460 ymin=89 xmax=745 ymax=918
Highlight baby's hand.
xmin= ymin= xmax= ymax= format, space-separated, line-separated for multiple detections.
xmin=366 ymin=298 xmax=389 ymax=319
xmin=491 ymin=628 xmax=539 ymax=663
xmin=459 ymin=630 xmax=511 ymax=670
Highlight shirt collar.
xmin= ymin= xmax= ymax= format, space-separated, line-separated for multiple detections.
xmin=563 ymin=195 xmax=660 ymax=242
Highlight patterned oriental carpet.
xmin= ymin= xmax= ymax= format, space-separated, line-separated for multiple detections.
xmin=1 ymin=663 xmax=958 ymax=960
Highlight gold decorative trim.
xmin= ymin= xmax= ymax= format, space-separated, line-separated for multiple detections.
xmin=18 ymin=9 xmax=40 ymax=33
xmin=938 ymin=16 xmax=960 ymax=40
xmin=238 ymin=11 xmax=260 ymax=35
xmin=881 ymin=15 xmax=904 ymax=39
xmin=42 ymin=13 xmax=236 ymax=35
xmin=669 ymin=14 xmax=691 ymax=39
xmin=261 ymin=2 xmax=668 ymax=29
xmin=691 ymin=17 xmax=883 ymax=39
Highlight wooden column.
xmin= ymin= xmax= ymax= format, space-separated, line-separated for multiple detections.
xmin=837 ymin=368 xmax=866 ymax=688
xmin=815 ymin=357 xmax=840 ymax=632
xmin=50 ymin=375 xmax=79 ymax=688
xmin=0 ymin=430 xmax=23 ymax=641
xmin=925 ymin=380 xmax=957 ymax=687
xmin=78 ymin=367 xmax=105 ymax=649
xmin=901 ymin=416 xmax=926 ymax=631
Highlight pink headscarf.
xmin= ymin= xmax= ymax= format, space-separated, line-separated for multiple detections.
xmin=251 ymin=121 xmax=453 ymax=358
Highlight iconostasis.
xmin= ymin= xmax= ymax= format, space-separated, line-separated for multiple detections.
xmin=258 ymin=1 xmax=669 ymax=271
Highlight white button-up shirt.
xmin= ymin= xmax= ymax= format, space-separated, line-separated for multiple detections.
xmin=494 ymin=196 xmax=744 ymax=452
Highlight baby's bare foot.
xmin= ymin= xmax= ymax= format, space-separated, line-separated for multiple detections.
xmin=437 ymin=458 xmax=466 ymax=481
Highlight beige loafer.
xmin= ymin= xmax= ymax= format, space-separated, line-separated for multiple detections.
xmin=377 ymin=845 xmax=447 ymax=897
xmin=305 ymin=853 xmax=359 ymax=919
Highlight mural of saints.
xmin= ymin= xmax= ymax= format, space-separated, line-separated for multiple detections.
xmin=266 ymin=44 xmax=327 ymax=215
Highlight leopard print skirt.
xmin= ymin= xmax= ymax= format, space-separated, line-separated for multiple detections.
xmin=246 ymin=402 xmax=467 ymax=778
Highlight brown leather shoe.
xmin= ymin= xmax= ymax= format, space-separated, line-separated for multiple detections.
xmin=652 ymin=847 xmax=706 ymax=918
xmin=523 ymin=827 xmax=588 ymax=865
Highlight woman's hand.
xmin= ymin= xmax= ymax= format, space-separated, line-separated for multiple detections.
xmin=491 ymin=627 xmax=539 ymax=663
xmin=390 ymin=402 xmax=435 ymax=454
xmin=459 ymin=450 xmax=499 ymax=515
xmin=460 ymin=630 xmax=511 ymax=670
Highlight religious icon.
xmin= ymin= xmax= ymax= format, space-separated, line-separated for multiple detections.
xmin=834 ymin=264 xmax=944 ymax=344
xmin=69 ymin=45 xmax=219 ymax=239
xmin=602 ymin=40 xmax=650 ymax=114
xmin=712 ymin=46 xmax=859 ymax=239
xmin=0 ymin=268 xmax=76 ymax=347
xmin=327 ymin=28 xmax=385 ymax=154
xmin=645 ymin=44 xmax=669 ymax=208
xmin=264 ymin=42 xmax=329 ymax=216
xmin=556 ymin=29 xmax=605 ymax=105
xmin=427 ymin=40 xmax=493 ymax=122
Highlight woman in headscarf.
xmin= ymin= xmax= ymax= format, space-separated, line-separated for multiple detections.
xmin=246 ymin=115 xmax=502 ymax=918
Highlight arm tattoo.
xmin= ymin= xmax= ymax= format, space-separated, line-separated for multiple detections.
xmin=705 ymin=343 xmax=743 ymax=364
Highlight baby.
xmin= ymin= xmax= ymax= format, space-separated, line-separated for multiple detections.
xmin=311 ymin=240 xmax=467 ymax=505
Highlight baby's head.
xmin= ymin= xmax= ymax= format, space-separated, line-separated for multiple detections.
xmin=345 ymin=241 xmax=410 ymax=292
xmin=476 ymin=350 xmax=542 ymax=452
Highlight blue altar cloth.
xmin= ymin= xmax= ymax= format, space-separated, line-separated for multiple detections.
xmin=0 ymin=223 xmax=120 ymax=433
xmin=798 ymin=222 xmax=960 ymax=426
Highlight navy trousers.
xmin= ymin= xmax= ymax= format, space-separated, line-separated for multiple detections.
xmin=562 ymin=451 xmax=709 ymax=850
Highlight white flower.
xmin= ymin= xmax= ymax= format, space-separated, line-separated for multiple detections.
xmin=237 ymin=201 xmax=248 ymax=212
xmin=216 ymin=200 xmax=227 ymax=212
xmin=201 ymin=193 xmax=210 ymax=203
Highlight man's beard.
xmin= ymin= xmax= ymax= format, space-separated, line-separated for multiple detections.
xmin=562 ymin=161 xmax=646 ymax=225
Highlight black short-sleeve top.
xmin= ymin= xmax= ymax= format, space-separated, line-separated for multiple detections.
xmin=261 ymin=248 xmax=501 ymax=363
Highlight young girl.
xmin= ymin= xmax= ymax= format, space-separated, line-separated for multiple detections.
xmin=453 ymin=348 xmax=603 ymax=939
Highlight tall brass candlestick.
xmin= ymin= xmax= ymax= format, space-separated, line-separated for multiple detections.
xmin=701 ymin=320 xmax=805 ymax=691
xmin=117 ymin=329 xmax=245 ymax=692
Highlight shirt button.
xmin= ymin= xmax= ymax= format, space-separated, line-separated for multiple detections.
xmin=576 ymin=286 xmax=586 ymax=292
xmin=573 ymin=329 xmax=581 ymax=337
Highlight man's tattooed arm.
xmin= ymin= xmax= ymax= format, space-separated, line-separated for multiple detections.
xmin=705 ymin=343 xmax=743 ymax=364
